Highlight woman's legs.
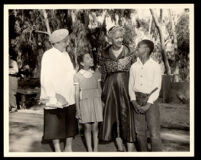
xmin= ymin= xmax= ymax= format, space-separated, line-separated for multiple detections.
xmin=115 ymin=137 xmax=124 ymax=151
xmin=84 ymin=123 xmax=92 ymax=152
xmin=92 ymin=122 xmax=99 ymax=152
xmin=64 ymin=137 xmax=73 ymax=152
xmin=53 ymin=139 xmax=61 ymax=152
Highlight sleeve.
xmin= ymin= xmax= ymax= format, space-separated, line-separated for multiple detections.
xmin=95 ymin=69 xmax=102 ymax=82
xmin=73 ymin=73 xmax=79 ymax=85
xmin=128 ymin=65 xmax=136 ymax=101
xmin=147 ymin=64 xmax=162 ymax=104
xmin=9 ymin=60 xmax=19 ymax=74
xmin=40 ymin=53 xmax=57 ymax=104
xmin=131 ymin=53 xmax=137 ymax=64
xmin=98 ymin=56 xmax=107 ymax=82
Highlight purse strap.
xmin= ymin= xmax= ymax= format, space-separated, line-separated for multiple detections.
xmin=147 ymin=87 xmax=158 ymax=97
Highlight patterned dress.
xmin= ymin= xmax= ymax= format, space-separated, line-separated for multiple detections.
xmin=74 ymin=69 xmax=103 ymax=124
xmin=98 ymin=45 xmax=137 ymax=143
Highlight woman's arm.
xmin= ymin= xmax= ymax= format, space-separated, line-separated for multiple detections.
xmin=75 ymin=84 xmax=81 ymax=119
xmin=74 ymin=73 xmax=81 ymax=119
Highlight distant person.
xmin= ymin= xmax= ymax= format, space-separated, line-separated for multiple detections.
xmin=19 ymin=64 xmax=31 ymax=78
xmin=9 ymin=53 xmax=19 ymax=113
xmin=99 ymin=26 xmax=137 ymax=152
xmin=40 ymin=29 xmax=78 ymax=152
xmin=129 ymin=40 xmax=162 ymax=151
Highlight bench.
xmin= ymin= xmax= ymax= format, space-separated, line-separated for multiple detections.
xmin=17 ymin=88 xmax=40 ymax=109
xmin=16 ymin=78 xmax=40 ymax=109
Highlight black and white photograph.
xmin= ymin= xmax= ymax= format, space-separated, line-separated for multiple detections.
xmin=4 ymin=4 xmax=194 ymax=157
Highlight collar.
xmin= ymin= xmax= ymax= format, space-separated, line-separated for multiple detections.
xmin=137 ymin=57 xmax=154 ymax=66
xmin=79 ymin=69 xmax=94 ymax=78
xmin=52 ymin=47 xmax=67 ymax=54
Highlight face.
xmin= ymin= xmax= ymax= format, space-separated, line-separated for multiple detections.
xmin=59 ymin=36 xmax=69 ymax=48
xmin=81 ymin=53 xmax=94 ymax=68
xmin=111 ymin=30 xmax=123 ymax=49
xmin=136 ymin=44 xmax=148 ymax=57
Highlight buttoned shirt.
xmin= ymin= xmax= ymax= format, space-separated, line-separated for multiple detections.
xmin=129 ymin=57 xmax=162 ymax=104
xmin=40 ymin=47 xmax=76 ymax=108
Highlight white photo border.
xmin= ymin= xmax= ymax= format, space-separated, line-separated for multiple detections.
xmin=4 ymin=3 xmax=194 ymax=157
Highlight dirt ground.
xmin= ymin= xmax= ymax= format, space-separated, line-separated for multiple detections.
xmin=9 ymin=103 xmax=190 ymax=152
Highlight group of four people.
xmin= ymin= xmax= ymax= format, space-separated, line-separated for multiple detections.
xmin=40 ymin=26 xmax=162 ymax=152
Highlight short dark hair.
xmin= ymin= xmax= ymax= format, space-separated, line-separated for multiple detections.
xmin=137 ymin=39 xmax=154 ymax=55
xmin=77 ymin=53 xmax=90 ymax=65
xmin=77 ymin=52 xmax=93 ymax=70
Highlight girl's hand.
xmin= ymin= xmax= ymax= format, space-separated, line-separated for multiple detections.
xmin=102 ymin=101 xmax=105 ymax=110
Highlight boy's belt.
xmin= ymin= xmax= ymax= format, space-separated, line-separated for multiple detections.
xmin=135 ymin=87 xmax=158 ymax=106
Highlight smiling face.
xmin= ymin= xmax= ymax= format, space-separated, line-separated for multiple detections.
xmin=80 ymin=53 xmax=94 ymax=68
xmin=111 ymin=30 xmax=124 ymax=49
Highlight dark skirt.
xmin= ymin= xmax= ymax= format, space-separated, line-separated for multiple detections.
xmin=100 ymin=72 xmax=136 ymax=143
xmin=43 ymin=104 xmax=78 ymax=140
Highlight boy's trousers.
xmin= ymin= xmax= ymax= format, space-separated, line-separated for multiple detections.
xmin=133 ymin=100 xmax=162 ymax=151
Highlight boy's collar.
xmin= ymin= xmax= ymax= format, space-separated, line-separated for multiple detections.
xmin=137 ymin=57 xmax=153 ymax=65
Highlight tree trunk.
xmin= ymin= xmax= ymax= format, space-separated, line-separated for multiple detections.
xmin=42 ymin=10 xmax=51 ymax=35
xmin=169 ymin=9 xmax=180 ymax=82
xmin=148 ymin=15 xmax=153 ymax=35
xmin=70 ymin=10 xmax=78 ymax=69
xmin=150 ymin=9 xmax=172 ymax=103
xmin=150 ymin=9 xmax=171 ymax=75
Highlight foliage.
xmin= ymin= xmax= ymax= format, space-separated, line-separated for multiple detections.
xmin=175 ymin=12 xmax=189 ymax=80
xmin=8 ymin=9 xmax=190 ymax=81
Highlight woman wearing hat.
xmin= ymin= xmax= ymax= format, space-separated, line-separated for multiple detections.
xmin=99 ymin=26 xmax=137 ymax=151
xmin=40 ymin=29 xmax=78 ymax=152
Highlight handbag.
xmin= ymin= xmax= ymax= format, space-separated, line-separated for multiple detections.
xmin=135 ymin=87 xmax=158 ymax=106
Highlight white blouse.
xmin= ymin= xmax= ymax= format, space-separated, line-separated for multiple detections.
xmin=40 ymin=47 xmax=76 ymax=108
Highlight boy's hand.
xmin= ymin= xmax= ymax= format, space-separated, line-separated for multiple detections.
xmin=131 ymin=100 xmax=143 ymax=114
xmin=140 ymin=103 xmax=151 ymax=113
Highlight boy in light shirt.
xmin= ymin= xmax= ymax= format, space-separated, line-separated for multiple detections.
xmin=129 ymin=40 xmax=162 ymax=151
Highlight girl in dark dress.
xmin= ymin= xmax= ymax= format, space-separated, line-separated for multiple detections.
xmin=99 ymin=26 xmax=137 ymax=151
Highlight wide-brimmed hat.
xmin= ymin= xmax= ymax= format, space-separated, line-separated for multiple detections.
xmin=49 ymin=29 xmax=69 ymax=44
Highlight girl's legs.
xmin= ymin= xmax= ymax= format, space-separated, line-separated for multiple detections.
xmin=84 ymin=123 xmax=92 ymax=152
xmin=92 ymin=122 xmax=99 ymax=152
xmin=64 ymin=137 xmax=73 ymax=152
xmin=53 ymin=139 xmax=61 ymax=152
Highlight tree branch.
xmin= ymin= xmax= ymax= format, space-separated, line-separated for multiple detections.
xmin=41 ymin=9 xmax=51 ymax=35
xmin=34 ymin=30 xmax=49 ymax=35
xmin=150 ymin=9 xmax=171 ymax=75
